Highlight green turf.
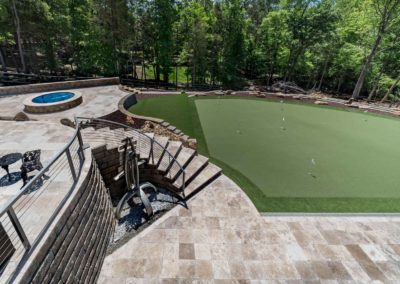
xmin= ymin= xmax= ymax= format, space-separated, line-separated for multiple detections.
xmin=130 ymin=94 xmax=400 ymax=212
xmin=128 ymin=93 xmax=197 ymax=137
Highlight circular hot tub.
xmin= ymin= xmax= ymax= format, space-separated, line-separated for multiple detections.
xmin=24 ymin=91 xmax=83 ymax=113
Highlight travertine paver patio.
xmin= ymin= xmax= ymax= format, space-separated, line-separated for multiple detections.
xmin=98 ymin=175 xmax=400 ymax=283
xmin=0 ymin=121 xmax=81 ymax=282
xmin=0 ymin=85 xmax=126 ymax=121
xmin=0 ymin=121 xmax=74 ymax=207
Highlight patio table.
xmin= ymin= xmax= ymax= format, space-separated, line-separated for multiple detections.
xmin=0 ymin=153 xmax=22 ymax=181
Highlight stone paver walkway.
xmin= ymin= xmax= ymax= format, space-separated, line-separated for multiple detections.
xmin=98 ymin=175 xmax=400 ymax=283
xmin=0 ymin=85 xmax=126 ymax=121
xmin=0 ymin=121 xmax=74 ymax=208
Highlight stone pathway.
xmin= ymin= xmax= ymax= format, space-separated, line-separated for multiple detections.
xmin=98 ymin=175 xmax=400 ymax=283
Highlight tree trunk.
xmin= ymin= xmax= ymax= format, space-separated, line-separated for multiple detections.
xmin=317 ymin=56 xmax=329 ymax=91
xmin=10 ymin=0 xmax=26 ymax=73
xmin=154 ymin=64 xmax=159 ymax=82
xmin=381 ymin=74 xmax=400 ymax=102
xmin=0 ymin=46 xmax=6 ymax=71
xmin=283 ymin=48 xmax=293 ymax=82
xmin=352 ymin=33 xmax=382 ymax=99
xmin=368 ymin=82 xmax=378 ymax=101
xmin=267 ymin=49 xmax=278 ymax=86
xmin=337 ymin=75 xmax=344 ymax=94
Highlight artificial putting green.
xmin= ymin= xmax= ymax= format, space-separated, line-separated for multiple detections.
xmin=129 ymin=94 xmax=400 ymax=212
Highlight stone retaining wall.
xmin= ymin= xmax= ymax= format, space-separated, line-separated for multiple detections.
xmin=118 ymin=91 xmax=164 ymax=125
xmin=0 ymin=77 xmax=120 ymax=95
xmin=15 ymin=151 xmax=114 ymax=284
xmin=91 ymin=145 xmax=125 ymax=199
xmin=117 ymin=92 xmax=197 ymax=149
xmin=91 ymin=143 xmax=183 ymax=198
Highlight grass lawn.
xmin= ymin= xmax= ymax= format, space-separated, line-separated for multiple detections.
xmin=144 ymin=66 xmax=189 ymax=84
xmin=129 ymin=94 xmax=400 ymax=212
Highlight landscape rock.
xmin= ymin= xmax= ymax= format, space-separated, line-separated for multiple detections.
xmin=14 ymin=112 xmax=30 ymax=121
xmin=314 ymin=100 xmax=328 ymax=105
xmin=60 ymin=118 xmax=75 ymax=128
xmin=187 ymin=138 xmax=197 ymax=148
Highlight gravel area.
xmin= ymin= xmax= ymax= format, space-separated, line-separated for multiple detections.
xmin=109 ymin=187 xmax=181 ymax=251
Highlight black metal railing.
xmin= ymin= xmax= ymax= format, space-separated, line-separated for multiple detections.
xmin=76 ymin=117 xmax=186 ymax=193
xmin=0 ymin=117 xmax=185 ymax=282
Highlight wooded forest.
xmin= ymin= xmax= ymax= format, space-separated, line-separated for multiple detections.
xmin=0 ymin=0 xmax=399 ymax=99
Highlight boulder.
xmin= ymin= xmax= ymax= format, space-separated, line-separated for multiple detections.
xmin=60 ymin=118 xmax=75 ymax=128
xmin=314 ymin=100 xmax=328 ymax=105
xmin=13 ymin=112 xmax=30 ymax=121
xmin=187 ymin=138 xmax=197 ymax=149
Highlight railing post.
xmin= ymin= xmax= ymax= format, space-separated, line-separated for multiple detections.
xmin=150 ymin=139 xmax=154 ymax=164
xmin=66 ymin=148 xmax=77 ymax=181
xmin=7 ymin=207 xmax=30 ymax=251
xmin=77 ymin=128 xmax=85 ymax=161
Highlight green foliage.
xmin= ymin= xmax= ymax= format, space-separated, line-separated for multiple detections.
xmin=1 ymin=0 xmax=399 ymax=95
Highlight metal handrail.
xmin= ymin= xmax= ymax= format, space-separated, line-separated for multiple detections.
xmin=0 ymin=116 xmax=186 ymax=281
xmin=0 ymin=117 xmax=85 ymax=267
xmin=0 ymin=123 xmax=82 ymax=216
xmin=75 ymin=117 xmax=186 ymax=191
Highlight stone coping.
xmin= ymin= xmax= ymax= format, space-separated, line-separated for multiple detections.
xmin=0 ymin=77 xmax=120 ymax=96
xmin=23 ymin=91 xmax=83 ymax=113
xmin=118 ymin=91 xmax=164 ymax=124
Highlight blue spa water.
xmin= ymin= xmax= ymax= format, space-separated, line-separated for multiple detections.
xmin=32 ymin=92 xmax=75 ymax=104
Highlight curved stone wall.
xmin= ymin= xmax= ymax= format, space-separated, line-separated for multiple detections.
xmin=14 ymin=150 xmax=114 ymax=284
xmin=24 ymin=92 xmax=83 ymax=113
xmin=118 ymin=92 xmax=164 ymax=125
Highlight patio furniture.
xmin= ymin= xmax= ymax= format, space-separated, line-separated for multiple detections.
xmin=20 ymin=150 xmax=43 ymax=186
xmin=0 ymin=153 xmax=22 ymax=182
xmin=0 ymin=223 xmax=15 ymax=272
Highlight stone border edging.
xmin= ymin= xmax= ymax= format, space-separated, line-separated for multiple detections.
xmin=117 ymin=91 xmax=164 ymax=125
xmin=23 ymin=91 xmax=83 ymax=113
xmin=117 ymin=89 xmax=196 ymax=147
xmin=0 ymin=77 xmax=120 ymax=96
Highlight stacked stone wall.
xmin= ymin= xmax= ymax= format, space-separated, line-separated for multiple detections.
xmin=16 ymin=154 xmax=114 ymax=284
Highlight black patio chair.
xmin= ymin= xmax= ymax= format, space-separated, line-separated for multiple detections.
xmin=20 ymin=150 xmax=43 ymax=186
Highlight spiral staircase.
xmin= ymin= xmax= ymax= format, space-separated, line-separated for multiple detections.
xmin=78 ymin=117 xmax=222 ymax=200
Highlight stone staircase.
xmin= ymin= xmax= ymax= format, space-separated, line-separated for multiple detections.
xmin=80 ymin=125 xmax=222 ymax=199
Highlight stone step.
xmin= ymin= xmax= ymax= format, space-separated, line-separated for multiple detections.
xmin=184 ymin=163 xmax=222 ymax=197
xmin=167 ymin=125 xmax=176 ymax=132
xmin=161 ymin=121 xmax=170 ymax=127
xmin=173 ymin=128 xmax=182 ymax=135
xmin=157 ymin=141 xmax=182 ymax=173
xmin=138 ymin=132 xmax=154 ymax=160
xmin=164 ymin=147 xmax=196 ymax=181
xmin=173 ymin=154 xmax=209 ymax=189
xmin=124 ymin=129 xmax=140 ymax=141
xmin=81 ymin=127 xmax=114 ymax=149
xmin=148 ymin=135 xmax=170 ymax=166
